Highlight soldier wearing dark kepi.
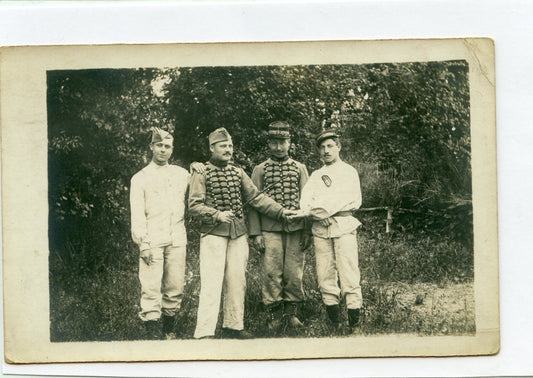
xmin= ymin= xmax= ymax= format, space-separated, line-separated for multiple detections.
xmin=188 ymin=127 xmax=296 ymax=339
xmin=248 ymin=121 xmax=311 ymax=331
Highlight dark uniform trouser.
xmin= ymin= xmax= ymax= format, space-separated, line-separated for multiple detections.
xmin=262 ymin=231 xmax=305 ymax=305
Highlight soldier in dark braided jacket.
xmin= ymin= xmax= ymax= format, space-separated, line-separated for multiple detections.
xmin=248 ymin=121 xmax=311 ymax=332
xmin=188 ymin=127 xmax=295 ymax=339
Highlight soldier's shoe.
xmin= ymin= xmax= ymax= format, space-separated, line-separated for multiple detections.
xmin=348 ymin=308 xmax=361 ymax=329
xmin=221 ymin=328 xmax=254 ymax=339
xmin=325 ymin=305 xmax=343 ymax=335
xmin=326 ymin=305 xmax=340 ymax=324
xmin=285 ymin=302 xmax=304 ymax=328
xmin=266 ymin=303 xmax=283 ymax=332
xmin=162 ymin=314 xmax=177 ymax=338
xmin=144 ymin=320 xmax=162 ymax=340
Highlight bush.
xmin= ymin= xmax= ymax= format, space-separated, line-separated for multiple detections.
xmin=358 ymin=231 xmax=473 ymax=284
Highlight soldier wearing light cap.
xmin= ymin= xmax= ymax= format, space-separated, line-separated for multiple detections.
xmin=130 ymin=127 xmax=190 ymax=339
xmin=188 ymin=127 xmax=296 ymax=339
xmin=290 ymin=129 xmax=363 ymax=333
xmin=248 ymin=121 xmax=311 ymax=332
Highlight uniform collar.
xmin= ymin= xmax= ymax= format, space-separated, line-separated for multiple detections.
xmin=144 ymin=161 xmax=169 ymax=173
xmin=321 ymin=159 xmax=344 ymax=171
xmin=208 ymin=158 xmax=230 ymax=168
xmin=270 ymin=155 xmax=290 ymax=163
xmin=323 ymin=159 xmax=342 ymax=168
xmin=268 ymin=157 xmax=292 ymax=164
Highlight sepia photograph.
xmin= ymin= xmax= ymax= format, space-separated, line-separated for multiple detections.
xmin=1 ymin=39 xmax=498 ymax=363
xmin=48 ymin=61 xmax=474 ymax=342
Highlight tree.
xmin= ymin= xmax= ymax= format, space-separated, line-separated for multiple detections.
xmin=47 ymin=60 xmax=472 ymax=274
xmin=48 ymin=68 xmax=171 ymax=272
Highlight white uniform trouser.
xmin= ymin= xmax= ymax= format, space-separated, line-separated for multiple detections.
xmin=194 ymin=234 xmax=249 ymax=339
xmin=138 ymin=245 xmax=187 ymax=321
xmin=313 ymin=231 xmax=362 ymax=309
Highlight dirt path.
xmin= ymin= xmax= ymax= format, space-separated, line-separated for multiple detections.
xmin=387 ymin=281 xmax=475 ymax=335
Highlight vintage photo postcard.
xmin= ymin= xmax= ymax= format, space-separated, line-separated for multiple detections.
xmin=1 ymin=39 xmax=498 ymax=363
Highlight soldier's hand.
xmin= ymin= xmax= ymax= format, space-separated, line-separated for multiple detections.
xmin=320 ymin=217 xmax=333 ymax=227
xmin=282 ymin=209 xmax=297 ymax=220
xmin=140 ymin=249 xmax=153 ymax=266
xmin=190 ymin=161 xmax=206 ymax=174
xmin=300 ymin=233 xmax=312 ymax=251
xmin=285 ymin=209 xmax=307 ymax=220
xmin=217 ymin=210 xmax=235 ymax=223
xmin=253 ymin=235 xmax=265 ymax=253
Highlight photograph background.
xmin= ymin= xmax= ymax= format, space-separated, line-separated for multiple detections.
xmin=48 ymin=62 xmax=474 ymax=341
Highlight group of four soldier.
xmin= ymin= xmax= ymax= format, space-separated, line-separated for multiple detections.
xmin=129 ymin=122 xmax=363 ymax=340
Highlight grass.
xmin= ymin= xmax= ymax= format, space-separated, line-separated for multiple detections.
xmin=49 ymin=228 xmax=475 ymax=342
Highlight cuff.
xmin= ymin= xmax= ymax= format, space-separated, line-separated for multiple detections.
xmin=139 ymin=242 xmax=151 ymax=251
xmin=277 ymin=208 xmax=285 ymax=221
xmin=201 ymin=210 xmax=219 ymax=224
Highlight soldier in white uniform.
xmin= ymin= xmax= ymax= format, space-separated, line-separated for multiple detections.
xmin=130 ymin=127 xmax=190 ymax=339
xmin=292 ymin=129 xmax=363 ymax=332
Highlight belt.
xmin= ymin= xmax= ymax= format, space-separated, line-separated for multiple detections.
xmin=333 ymin=211 xmax=353 ymax=217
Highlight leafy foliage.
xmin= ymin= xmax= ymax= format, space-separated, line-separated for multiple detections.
xmin=167 ymin=61 xmax=472 ymax=242
xmin=48 ymin=68 xmax=169 ymax=273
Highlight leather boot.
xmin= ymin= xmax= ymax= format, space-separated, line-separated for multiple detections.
xmin=162 ymin=314 xmax=177 ymax=339
xmin=144 ymin=320 xmax=162 ymax=340
xmin=285 ymin=302 xmax=304 ymax=328
xmin=348 ymin=308 xmax=361 ymax=329
xmin=266 ymin=302 xmax=283 ymax=332
xmin=326 ymin=304 xmax=340 ymax=324
xmin=326 ymin=305 xmax=342 ymax=334
xmin=221 ymin=328 xmax=254 ymax=339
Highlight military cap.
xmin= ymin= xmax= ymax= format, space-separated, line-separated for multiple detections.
xmin=151 ymin=127 xmax=173 ymax=144
xmin=316 ymin=129 xmax=339 ymax=146
xmin=209 ymin=127 xmax=232 ymax=145
xmin=268 ymin=121 xmax=291 ymax=139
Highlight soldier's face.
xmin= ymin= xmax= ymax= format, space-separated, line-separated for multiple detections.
xmin=319 ymin=138 xmax=340 ymax=165
xmin=268 ymin=138 xmax=290 ymax=159
xmin=150 ymin=141 xmax=173 ymax=165
xmin=210 ymin=139 xmax=233 ymax=162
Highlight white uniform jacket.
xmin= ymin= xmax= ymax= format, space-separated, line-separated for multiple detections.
xmin=300 ymin=160 xmax=362 ymax=238
xmin=130 ymin=162 xmax=190 ymax=251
